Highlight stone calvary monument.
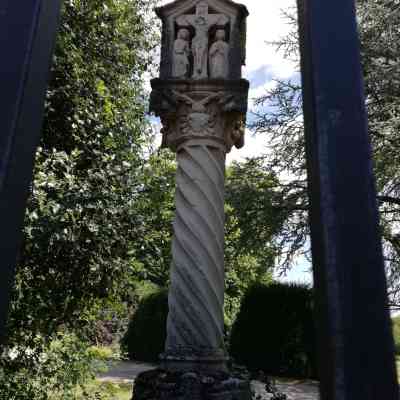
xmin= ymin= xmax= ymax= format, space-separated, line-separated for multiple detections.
xmin=0 ymin=0 xmax=397 ymax=399
xmin=133 ymin=0 xmax=250 ymax=399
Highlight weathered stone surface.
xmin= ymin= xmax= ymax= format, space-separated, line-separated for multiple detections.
xmin=132 ymin=369 xmax=252 ymax=400
xmin=150 ymin=79 xmax=249 ymax=153
xmin=160 ymin=346 xmax=229 ymax=373
xmin=209 ymin=30 xmax=230 ymax=79
xmin=138 ymin=2 xmax=249 ymax=394
xmin=173 ymin=29 xmax=191 ymax=78
xmin=176 ymin=2 xmax=229 ymax=79
xmin=155 ymin=0 xmax=248 ymax=80
xmin=150 ymin=77 xmax=248 ymax=371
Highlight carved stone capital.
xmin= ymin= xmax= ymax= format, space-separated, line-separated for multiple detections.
xmin=150 ymin=79 xmax=249 ymax=153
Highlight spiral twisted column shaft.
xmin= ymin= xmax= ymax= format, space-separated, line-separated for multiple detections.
xmin=164 ymin=144 xmax=226 ymax=368
xmin=150 ymin=80 xmax=249 ymax=373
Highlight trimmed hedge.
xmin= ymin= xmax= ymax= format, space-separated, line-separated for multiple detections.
xmin=392 ymin=316 xmax=400 ymax=355
xmin=121 ymin=289 xmax=168 ymax=363
xmin=230 ymin=282 xmax=317 ymax=378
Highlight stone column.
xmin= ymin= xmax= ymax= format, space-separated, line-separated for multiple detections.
xmin=133 ymin=2 xmax=250 ymax=399
xmin=167 ymin=142 xmax=226 ymax=359
xmin=150 ymin=80 xmax=248 ymax=372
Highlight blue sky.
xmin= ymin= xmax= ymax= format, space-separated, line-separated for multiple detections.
xmin=226 ymin=0 xmax=298 ymax=163
xmin=155 ymin=0 xmax=312 ymax=284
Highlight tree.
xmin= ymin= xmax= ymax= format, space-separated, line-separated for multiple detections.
xmin=2 ymin=1 xmax=158 ymax=396
xmin=224 ymin=160 xmax=280 ymax=322
xmin=357 ymin=0 xmax=400 ymax=306
xmin=250 ymin=1 xmax=400 ymax=305
xmin=128 ymin=150 xmax=176 ymax=287
xmin=123 ymin=154 xmax=279 ymax=324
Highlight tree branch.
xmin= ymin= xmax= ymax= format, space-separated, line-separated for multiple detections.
xmin=378 ymin=195 xmax=400 ymax=206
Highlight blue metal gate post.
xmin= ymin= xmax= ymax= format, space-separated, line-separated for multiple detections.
xmin=0 ymin=0 xmax=62 ymax=344
xmin=297 ymin=1 xmax=399 ymax=399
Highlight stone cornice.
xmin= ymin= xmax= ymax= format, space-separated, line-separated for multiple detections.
xmin=150 ymin=79 xmax=249 ymax=153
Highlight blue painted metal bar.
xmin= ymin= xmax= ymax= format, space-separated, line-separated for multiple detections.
xmin=296 ymin=1 xmax=399 ymax=399
xmin=0 ymin=0 xmax=62 ymax=343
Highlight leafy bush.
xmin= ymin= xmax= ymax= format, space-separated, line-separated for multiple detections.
xmin=121 ymin=289 xmax=168 ymax=363
xmin=392 ymin=316 xmax=400 ymax=355
xmin=2 ymin=1 xmax=158 ymax=397
xmin=0 ymin=333 xmax=105 ymax=400
xmin=230 ymin=282 xmax=317 ymax=378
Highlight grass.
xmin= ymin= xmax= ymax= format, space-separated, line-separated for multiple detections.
xmin=393 ymin=317 xmax=400 ymax=353
xmin=89 ymin=345 xmax=132 ymax=399
xmin=47 ymin=379 xmax=132 ymax=400
xmin=391 ymin=316 xmax=400 ymax=382
xmin=75 ymin=345 xmax=133 ymax=399
xmin=79 ymin=380 xmax=133 ymax=400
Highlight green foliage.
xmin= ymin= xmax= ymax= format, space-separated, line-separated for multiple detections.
xmin=126 ymin=154 xmax=278 ymax=326
xmin=356 ymin=0 xmax=400 ymax=304
xmin=3 ymin=0 xmax=158 ymax=398
xmin=224 ymin=160 xmax=280 ymax=323
xmin=81 ymin=381 xmax=133 ymax=400
xmin=0 ymin=333 xmax=104 ymax=400
xmin=121 ymin=289 xmax=168 ymax=363
xmin=392 ymin=316 xmax=400 ymax=355
xmin=226 ymin=160 xmax=286 ymax=265
xmin=8 ymin=0 xmax=157 ymax=338
xmin=10 ymin=0 xmax=158 ymax=340
xmin=129 ymin=150 xmax=177 ymax=287
xmin=250 ymin=1 xmax=400 ymax=304
xmin=230 ymin=282 xmax=317 ymax=378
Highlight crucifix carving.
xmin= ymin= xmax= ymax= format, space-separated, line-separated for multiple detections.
xmin=176 ymin=1 xmax=229 ymax=79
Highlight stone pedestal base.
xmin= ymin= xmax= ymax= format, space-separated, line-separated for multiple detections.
xmin=160 ymin=347 xmax=229 ymax=373
xmin=132 ymin=369 xmax=252 ymax=400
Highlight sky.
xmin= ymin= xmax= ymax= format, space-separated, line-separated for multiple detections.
xmin=228 ymin=0 xmax=298 ymax=163
xmin=155 ymin=0 xmax=312 ymax=284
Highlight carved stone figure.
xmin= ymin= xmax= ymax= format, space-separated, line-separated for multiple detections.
xmin=172 ymin=90 xmax=221 ymax=136
xmin=209 ymin=30 xmax=230 ymax=79
xmin=172 ymin=90 xmax=221 ymax=112
xmin=172 ymin=29 xmax=190 ymax=78
xmin=176 ymin=1 xmax=229 ymax=79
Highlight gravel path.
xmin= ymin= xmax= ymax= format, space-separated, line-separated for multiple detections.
xmin=253 ymin=380 xmax=319 ymax=400
xmin=98 ymin=361 xmax=319 ymax=399
xmin=97 ymin=361 xmax=155 ymax=383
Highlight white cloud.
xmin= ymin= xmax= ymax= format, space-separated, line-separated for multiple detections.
xmin=240 ymin=0 xmax=296 ymax=75
xmin=227 ymin=128 xmax=264 ymax=164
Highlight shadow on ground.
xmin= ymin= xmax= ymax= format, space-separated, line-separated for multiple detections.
xmin=98 ymin=361 xmax=320 ymax=399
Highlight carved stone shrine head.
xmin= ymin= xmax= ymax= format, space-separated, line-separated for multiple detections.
xmin=155 ymin=0 xmax=249 ymax=80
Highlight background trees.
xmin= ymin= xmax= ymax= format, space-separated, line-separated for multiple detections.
xmin=250 ymin=0 xmax=400 ymax=306
xmin=9 ymin=0 xmax=158 ymax=340
xmin=2 ymin=1 xmax=280 ymax=395
xmin=2 ymin=1 xmax=159 ymax=397
xmin=224 ymin=160 xmax=282 ymax=322
xmin=3 ymin=0 xmax=399 ymax=395
xmin=357 ymin=0 xmax=400 ymax=306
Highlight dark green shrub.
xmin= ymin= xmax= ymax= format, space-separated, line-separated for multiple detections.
xmin=230 ymin=282 xmax=317 ymax=378
xmin=392 ymin=316 xmax=400 ymax=355
xmin=121 ymin=289 xmax=168 ymax=363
